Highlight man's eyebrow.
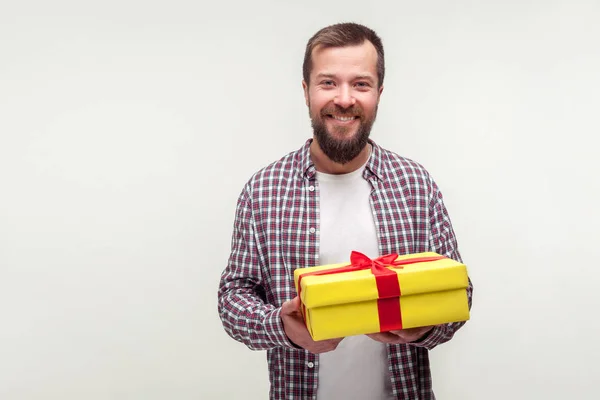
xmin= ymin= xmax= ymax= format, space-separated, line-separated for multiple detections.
xmin=315 ymin=73 xmax=336 ymax=79
xmin=354 ymin=75 xmax=376 ymax=82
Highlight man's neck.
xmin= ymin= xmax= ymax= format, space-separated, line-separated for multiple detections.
xmin=310 ymin=139 xmax=372 ymax=175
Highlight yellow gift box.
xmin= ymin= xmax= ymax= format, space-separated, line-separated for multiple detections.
xmin=293 ymin=251 xmax=470 ymax=341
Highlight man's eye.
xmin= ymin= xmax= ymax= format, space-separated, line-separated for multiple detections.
xmin=356 ymin=82 xmax=370 ymax=88
xmin=322 ymin=80 xmax=334 ymax=86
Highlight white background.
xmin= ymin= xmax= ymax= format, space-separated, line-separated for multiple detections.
xmin=1 ymin=0 xmax=599 ymax=399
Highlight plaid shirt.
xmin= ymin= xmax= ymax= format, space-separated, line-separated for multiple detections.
xmin=218 ymin=139 xmax=473 ymax=400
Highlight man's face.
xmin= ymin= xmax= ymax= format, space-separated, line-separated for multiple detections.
xmin=303 ymin=40 xmax=383 ymax=164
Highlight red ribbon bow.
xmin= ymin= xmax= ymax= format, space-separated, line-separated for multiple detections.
xmin=297 ymin=251 xmax=445 ymax=333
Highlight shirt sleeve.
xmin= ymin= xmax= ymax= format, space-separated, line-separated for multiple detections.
xmin=217 ymin=184 xmax=297 ymax=350
xmin=410 ymin=176 xmax=474 ymax=350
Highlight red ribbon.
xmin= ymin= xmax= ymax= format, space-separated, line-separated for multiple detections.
xmin=297 ymin=251 xmax=446 ymax=334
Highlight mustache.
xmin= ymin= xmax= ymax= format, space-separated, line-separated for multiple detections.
xmin=320 ymin=105 xmax=364 ymax=117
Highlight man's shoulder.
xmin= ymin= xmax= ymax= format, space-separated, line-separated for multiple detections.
xmin=376 ymin=144 xmax=432 ymax=182
xmin=242 ymin=146 xmax=304 ymax=194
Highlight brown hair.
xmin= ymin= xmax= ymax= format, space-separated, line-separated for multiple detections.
xmin=302 ymin=22 xmax=385 ymax=88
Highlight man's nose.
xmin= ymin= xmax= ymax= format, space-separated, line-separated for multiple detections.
xmin=333 ymin=86 xmax=356 ymax=109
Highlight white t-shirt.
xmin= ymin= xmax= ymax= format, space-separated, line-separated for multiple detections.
xmin=315 ymin=154 xmax=394 ymax=400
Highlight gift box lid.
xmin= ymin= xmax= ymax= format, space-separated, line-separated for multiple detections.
xmin=294 ymin=252 xmax=469 ymax=309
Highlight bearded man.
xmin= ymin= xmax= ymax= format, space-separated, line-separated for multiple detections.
xmin=218 ymin=22 xmax=473 ymax=400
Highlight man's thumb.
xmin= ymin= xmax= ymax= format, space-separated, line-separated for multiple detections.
xmin=282 ymin=296 xmax=301 ymax=315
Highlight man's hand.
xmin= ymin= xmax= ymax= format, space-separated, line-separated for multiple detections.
xmin=367 ymin=326 xmax=434 ymax=345
xmin=280 ymin=296 xmax=343 ymax=354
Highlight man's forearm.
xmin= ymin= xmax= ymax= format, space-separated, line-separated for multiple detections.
xmin=218 ymin=286 xmax=296 ymax=351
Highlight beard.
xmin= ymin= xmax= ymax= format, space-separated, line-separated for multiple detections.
xmin=310 ymin=103 xmax=377 ymax=164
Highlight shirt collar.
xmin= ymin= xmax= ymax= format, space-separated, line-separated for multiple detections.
xmin=297 ymin=138 xmax=385 ymax=182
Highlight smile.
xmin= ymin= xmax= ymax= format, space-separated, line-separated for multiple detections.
xmin=328 ymin=115 xmax=358 ymax=122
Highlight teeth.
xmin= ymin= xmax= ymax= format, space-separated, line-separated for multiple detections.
xmin=332 ymin=115 xmax=354 ymax=121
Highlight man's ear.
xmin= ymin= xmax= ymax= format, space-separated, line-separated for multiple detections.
xmin=377 ymin=85 xmax=384 ymax=103
xmin=302 ymin=80 xmax=309 ymax=107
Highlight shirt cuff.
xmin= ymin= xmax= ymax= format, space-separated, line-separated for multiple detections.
xmin=263 ymin=307 xmax=301 ymax=349
xmin=409 ymin=326 xmax=442 ymax=349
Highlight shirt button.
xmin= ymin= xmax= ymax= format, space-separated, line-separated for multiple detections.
xmin=309 ymin=227 xmax=316 ymax=234
xmin=308 ymin=185 xmax=315 ymax=192
xmin=307 ymin=362 xmax=314 ymax=368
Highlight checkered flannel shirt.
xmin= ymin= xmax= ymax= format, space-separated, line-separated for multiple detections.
xmin=218 ymin=139 xmax=473 ymax=399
